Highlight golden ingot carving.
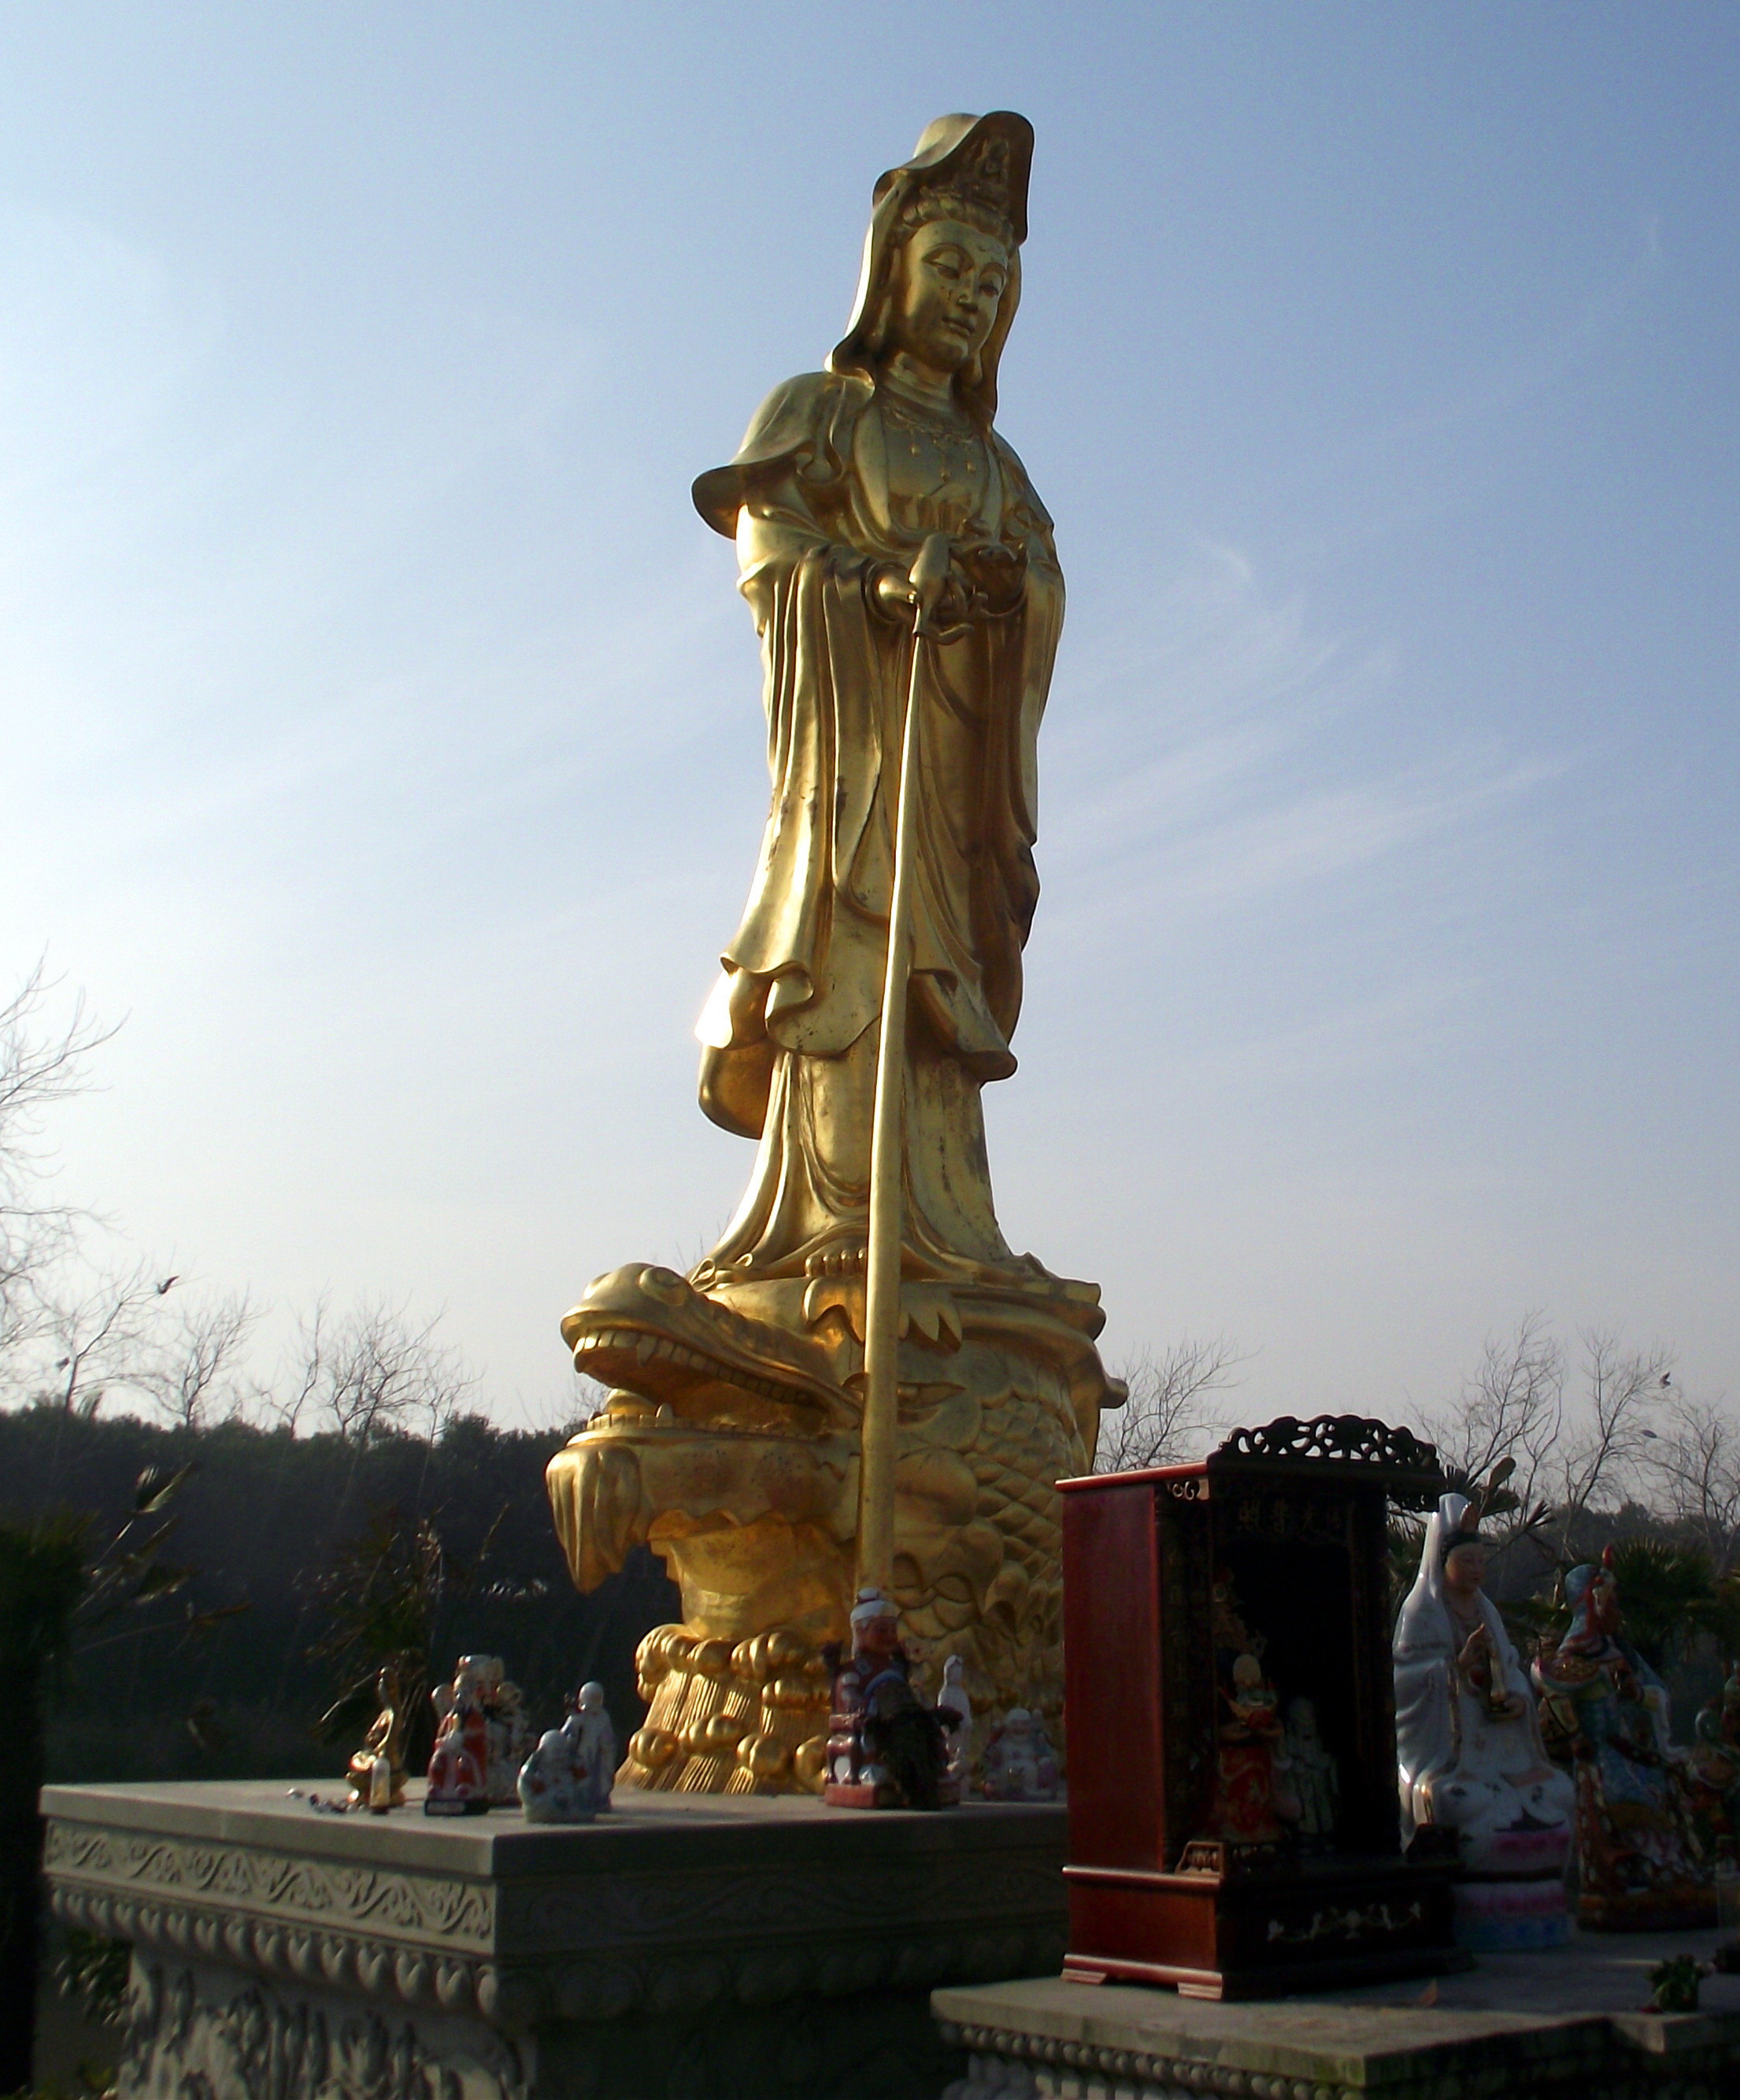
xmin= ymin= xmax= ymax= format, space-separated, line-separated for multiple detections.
xmin=547 ymin=113 xmax=1122 ymax=1789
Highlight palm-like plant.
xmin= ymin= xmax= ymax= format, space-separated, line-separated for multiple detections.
xmin=0 ymin=1464 xmax=224 ymax=2091
xmin=1605 ymin=1538 xmax=1723 ymax=1672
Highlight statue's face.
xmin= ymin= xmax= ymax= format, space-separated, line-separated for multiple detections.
xmin=887 ymin=217 xmax=1010 ymax=376
xmin=1444 ymin=1543 xmax=1486 ymax=1595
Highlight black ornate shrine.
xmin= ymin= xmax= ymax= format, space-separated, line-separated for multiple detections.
xmin=1060 ymin=1414 xmax=1464 ymax=1998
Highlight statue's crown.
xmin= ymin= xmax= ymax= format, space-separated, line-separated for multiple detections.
xmin=922 ymin=131 xmax=1015 ymax=227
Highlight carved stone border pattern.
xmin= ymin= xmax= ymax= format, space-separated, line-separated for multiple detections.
xmin=935 ymin=2020 xmax=1366 ymax=2100
xmin=932 ymin=2017 xmax=1740 ymax=2100
xmin=44 ymin=1815 xmax=1067 ymax=2028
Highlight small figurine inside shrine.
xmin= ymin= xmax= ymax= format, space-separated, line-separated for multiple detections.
xmin=1206 ymin=1577 xmax=1300 ymax=1845
xmin=1284 ymin=1699 xmax=1338 ymax=1851
xmin=823 ymin=1587 xmax=958 ymax=1810
xmin=1533 ymin=1550 xmax=1714 ymax=1929
xmin=1394 ymin=1493 xmax=1573 ymax=1946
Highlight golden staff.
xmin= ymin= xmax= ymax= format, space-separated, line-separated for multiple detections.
xmin=857 ymin=531 xmax=953 ymax=1599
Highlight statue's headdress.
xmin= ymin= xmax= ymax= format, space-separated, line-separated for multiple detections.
xmin=831 ymin=111 xmax=1033 ymax=425
xmin=1438 ymin=1518 xmax=1485 ymax=1562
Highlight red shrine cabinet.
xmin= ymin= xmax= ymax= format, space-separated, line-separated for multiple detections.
xmin=1061 ymin=1415 xmax=1462 ymax=1998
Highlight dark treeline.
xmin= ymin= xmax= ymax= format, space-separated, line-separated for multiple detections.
xmin=0 ymin=1403 xmax=678 ymax=1785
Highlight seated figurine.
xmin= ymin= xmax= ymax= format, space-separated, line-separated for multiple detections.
xmin=343 ymin=1666 xmax=408 ymax=1813
xmin=572 ymin=1680 xmax=616 ymax=1814
xmin=1395 ymin=1494 xmax=1574 ymax=1875
xmin=822 ymin=1587 xmax=957 ymax=1810
xmin=1534 ymin=1549 xmax=1713 ymax=1928
xmin=980 ymin=1707 xmax=1060 ymax=1802
xmin=425 ymin=1657 xmax=492 ymax=1815
xmin=518 ymin=1714 xmax=593 ymax=1823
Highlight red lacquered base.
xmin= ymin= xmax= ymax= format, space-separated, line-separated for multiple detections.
xmin=1064 ymin=1854 xmax=1465 ymax=2001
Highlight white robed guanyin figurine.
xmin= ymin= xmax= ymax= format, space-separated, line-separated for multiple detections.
xmin=938 ymin=1654 xmax=974 ymax=1787
xmin=1394 ymin=1492 xmax=1573 ymax=1873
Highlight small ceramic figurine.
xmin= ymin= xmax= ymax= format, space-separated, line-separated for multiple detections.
xmin=1209 ymin=1647 xmax=1298 ymax=1843
xmin=822 ymin=1586 xmax=957 ymax=1810
xmin=1534 ymin=1548 xmax=1713 ymax=1930
xmin=342 ymin=1666 xmax=408 ymax=1813
xmin=1396 ymin=1496 xmax=1575 ymax=1871
xmin=572 ymin=1681 xmax=616 ymax=1814
xmin=483 ymin=1662 xmax=535 ymax=1806
xmin=937 ymin=1654 xmax=974 ymax=1788
xmin=425 ymin=1657 xmax=492 ymax=1815
xmin=518 ymin=1712 xmax=593 ymax=1824
xmin=1200 ymin=1575 xmax=1298 ymax=1844
xmin=1688 ymin=1664 xmax=1740 ymax=1862
xmin=1283 ymin=1697 xmax=1338 ymax=1850
xmin=980 ymin=1706 xmax=1060 ymax=1802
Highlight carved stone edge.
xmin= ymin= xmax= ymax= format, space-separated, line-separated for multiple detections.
xmin=935 ymin=2021 xmax=1364 ymax=2100
xmin=931 ymin=2014 xmax=1740 ymax=2100
xmin=49 ymin=1850 xmax=1068 ymax=2027
xmin=48 ymin=1877 xmax=523 ymax=2026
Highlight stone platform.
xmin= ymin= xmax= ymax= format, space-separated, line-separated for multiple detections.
xmin=40 ymin=1777 xmax=1067 ymax=2099
xmin=933 ymin=1930 xmax=1740 ymax=2099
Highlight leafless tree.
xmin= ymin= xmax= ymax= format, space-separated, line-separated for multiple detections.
xmin=1647 ymin=1396 xmax=1740 ymax=1572
xmin=1094 ymin=1334 xmax=1245 ymax=1473
xmin=1419 ymin=1311 xmax=1564 ymax=1527
xmin=0 ymin=963 xmax=116 ymax=1370
xmin=31 ymin=1262 xmax=170 ymax=1417
xmin=261 ymin=1298 xmax=476 ymax=1444
xmin=142 ymin=1289 xmax=259 ymax=1430
xmin=1555 ymin=1329 xmax=1673 ymax=1536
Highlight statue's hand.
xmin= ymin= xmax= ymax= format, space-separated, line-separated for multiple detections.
xmin=955 ymin=539 xmax=1027 ymax=618
xmin=872 ymin=535 xmax=966 ymax=633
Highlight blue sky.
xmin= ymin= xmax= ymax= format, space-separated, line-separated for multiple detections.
xmin=2 ymin=3 xmax=1734 ymax=1428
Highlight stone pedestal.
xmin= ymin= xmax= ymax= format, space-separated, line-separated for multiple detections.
xmin=931 ymin=1935 xmax=1740 ymax=2100
xmin=40 ymin=1779 xmax=1066 ymax=2100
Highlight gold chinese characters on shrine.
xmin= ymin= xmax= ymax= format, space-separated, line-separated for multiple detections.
xmin=546 ymin=113 xmax=1120 ymax=1793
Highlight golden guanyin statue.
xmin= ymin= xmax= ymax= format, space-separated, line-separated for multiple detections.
xmin=547 ymin=113 xmax=1121 ymax=1793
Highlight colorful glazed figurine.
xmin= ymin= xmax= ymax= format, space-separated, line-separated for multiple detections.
xmin=1201 ymin=1574 xmax=1298 ymax=1845
xmin=425 ymin=1657 xmax=492 ymax=1815
xmin=341 ymin=1666 xmax=408 ymax=1813
xmin=573 ymin=1680 xmax=616 ymax=1813
xmin=518 ymin=1711 xmax=594 ymax=1824
xmin=482 ymin=1662 xmax=535 ymax=1806
xmin=1283 ymin=1697 xmax=1338 ymax=1850
xmin=1687 ymin=1665 xmax=1740 ymax=1862
xmin=938 ymin=1654 xmax=974 ymax=1788
xmin=823 ymin=1586 xmax=958 ymax=1810
xmin=980 ymin=1706 xmax=1059 ymax=1802
xmin=1533 ymin=1550 xmax=1713 ymax=1930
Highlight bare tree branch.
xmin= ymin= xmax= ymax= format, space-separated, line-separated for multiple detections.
xmin=1094 ymin=1334 xmax=1245 ymax=1473
xmin=1556 ymin=1328 xmax=1672 ymax=1535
